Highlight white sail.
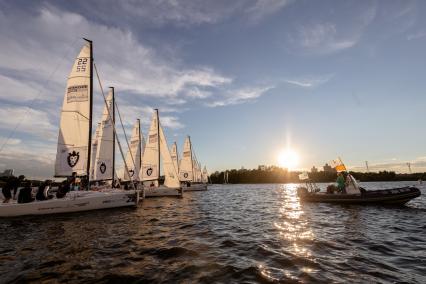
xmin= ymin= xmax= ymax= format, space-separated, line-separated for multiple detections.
xmin=179 ymin=136 xmax=193 ymax=181
xmin=89 ymin=122 xmax=101 ymax=180
xmin=171 ymin=142 xmax=179 ymax=174
xmin=159 ymin=126 xmax=180 ymax=188
xmin=123 ymin=119 xmax=141 ymax=181
xmin=93 ymin=89 xmax=114 ymax=180
xmin=202 ymin=166 xmax=209 ymax=183
xmin=141 ymin=111 xmax=159 ymax=182
xmin=55 ymin=41 xmax=92 ymax=177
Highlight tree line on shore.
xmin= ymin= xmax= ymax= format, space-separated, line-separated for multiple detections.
xmin=209 ymin=167 xmax=426 ymax=184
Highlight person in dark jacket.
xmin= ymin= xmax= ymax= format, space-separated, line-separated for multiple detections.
xmin=2 ymin=175 xmax=25 ymax=203
xmin=18 ymin=182 xmax=34 ymax=204
xmin=36 ymin=180 xmax=52 ymax=201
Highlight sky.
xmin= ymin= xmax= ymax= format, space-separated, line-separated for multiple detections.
xmin=1 ymin=0 xmax=426 ymax=179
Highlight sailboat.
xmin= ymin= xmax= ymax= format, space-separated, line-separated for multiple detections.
xmin=179 ymin=136 xmax=208 ymax=191
xmin=122 ymin=119 xmax=143 ymax=182
xmin=202 ymin=166 xmax=210 ymax=184
xmin=0 ymin=39 xmax=139 ymax=217
xmin=92 ymin=87 xmax=115 ymax=184
xmin=140 ymin=109 xmax=182 ymax=197
xmin=223 ymin=171 xmax=229 ymax=184
xmin=171 ymin=142 xmax=179 ymax=174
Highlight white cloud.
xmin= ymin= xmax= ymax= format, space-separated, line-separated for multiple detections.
xmin=0 ymin=6 xmax=232 ymax=103
xmin=407 ymin=31 xmax=426 ymax=41
xmin=284 ymin=74 xmax=334 ymax=88
xmin=287 ymin=5 xmax=376 ymax=55
xmin=291 ymin=23 xmax=358 ymax=55
xmin=206 ymin=86 xmax=274 ymax=107
xmin=246 ymin=0 xmax=294 ymax=22
xmin=0 ymin=105 xmax=57 ymax=140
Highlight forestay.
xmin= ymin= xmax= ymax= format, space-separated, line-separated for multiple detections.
xmin=93 ymin=89 xmax=114 ymax=180
xmin=55 ymin=42 xmax=92 ymax=176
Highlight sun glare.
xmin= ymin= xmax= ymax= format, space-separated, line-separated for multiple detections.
xmin=278 ymin=149 xmax=299 ymax=170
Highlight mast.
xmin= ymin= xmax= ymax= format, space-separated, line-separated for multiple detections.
xmin=156 ymin=109 xmax=160 ymax=184
xmin=138 ymin=118 xmax=141 ymax=169
xmin=111 ymin=87 xmax=115 ymax=185
xmin=84 ymin=38 xmax=93 ymax=179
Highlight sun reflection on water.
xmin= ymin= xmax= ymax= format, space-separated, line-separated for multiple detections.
xmin=269 ymin=184 xmax=317 ymax=279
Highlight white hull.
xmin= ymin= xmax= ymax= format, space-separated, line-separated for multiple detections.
xmin=143 ymin=186 xmax=182 ymax=198
xmin=0 ymin=189 xmax=139 ymax=217
xmin=182 ymin=183 xmax=208 ymax=192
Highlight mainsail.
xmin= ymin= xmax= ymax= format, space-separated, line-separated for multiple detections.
xmin=93 ymin=88 xmax=115 ymax=181
xmin=123 ymin=119 xmax=142 ymax=181
xmin=202 ymin=166 xmax=209 ymax=183
xmin=160 ymin=126 xmax=180 ymax=188
xmin=179 ymin=136 xmax=193 ymax=181
xmin=89 ymin=122 xmax=101 ymax=180
xmin=141 ymin=111 xmax=160 ymax=183
xmin=55 ymin=40 xmax=92 ymax=177
xmin=171 ymin=142 xmax=179 ymax=174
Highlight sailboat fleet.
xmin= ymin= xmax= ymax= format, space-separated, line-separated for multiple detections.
xmin=0 ymin=39 xmax=209 ymax=217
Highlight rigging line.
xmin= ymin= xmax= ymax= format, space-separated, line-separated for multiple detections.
xmin=0 ymin=37 xmax=80 ymax=155
xmin=114 ymin=98 xmax=137 ymax=180
xmin=93 ymin=62 xmax=136 ymax=191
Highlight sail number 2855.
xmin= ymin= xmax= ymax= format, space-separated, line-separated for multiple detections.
xmin=76 ymin=58 xmax=88 ymax=72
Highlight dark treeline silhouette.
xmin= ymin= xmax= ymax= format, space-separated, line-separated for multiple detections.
xmin=210 ymin=166 xmax=426 ymax=184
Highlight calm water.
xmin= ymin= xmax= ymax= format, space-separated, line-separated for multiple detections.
xmin=0 ymin=182 xmax=425 ymax=283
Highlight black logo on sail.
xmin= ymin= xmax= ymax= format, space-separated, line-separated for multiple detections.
xmin=146 ymin=167 xmax=153 ymax=176
xmin=67 ymin=151 xmax=79 ymax=167
xmin=100 ymin=162 xmax=106 ymax=174
xmin=183 ymin=172 xmax=189 ymax=178
xmin=129 ymin=169 xmax=135 ymax=177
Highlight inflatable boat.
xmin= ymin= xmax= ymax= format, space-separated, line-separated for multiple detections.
xmin=297 ymin=186 xmax=421 ymax=205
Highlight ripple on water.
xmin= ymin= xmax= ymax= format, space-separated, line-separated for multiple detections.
xmin=0 ymin=182 xmax=425 ymax=283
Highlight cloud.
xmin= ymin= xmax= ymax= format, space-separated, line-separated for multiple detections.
xmin=290 ymin=22 xmax=359 ymax=55
xmin=0 ymin=6 xmax=232 ymax=103
xmin=206 ymin=86 xmax=274 ymax=107
xmin=284 ymin=74 xmax=334 ymax=88
xmin=0 ymin=105 xmax=56 ymax=140
xmin=246 ymin=0 xmax=294 ymax=22
xmin=286 ymin=4 xmax=376 ymax=55
xmin=407 ymin=31 xmax=426 ymax=41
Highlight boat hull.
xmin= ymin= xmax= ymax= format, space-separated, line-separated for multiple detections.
xmin=182 ymin=183 xmax=208 ymax=192
xmin=0 ymin=190 xmax=139 ymax=217
xmin=143 ymin=186 xmax=183 ymax=198
xmin=297 ymin=186 xmax=421 ymax=205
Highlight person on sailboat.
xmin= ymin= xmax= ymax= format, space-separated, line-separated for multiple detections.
xmin=336 ymin=172 xmax=346 ymax=194
xmin=18 ymin=182 xmax=34 ymax=204
xmin=2 ymin=175 xmax=24 ymax=203
xmin=36 ymin=180 xmax=52 ymax=201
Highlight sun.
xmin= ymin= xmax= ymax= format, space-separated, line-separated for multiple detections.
xmin=277 ymin=149 xmax=299 ymax=170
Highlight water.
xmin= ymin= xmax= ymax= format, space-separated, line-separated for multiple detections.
xmin=0 ymin=182 xmax=425 ymax=283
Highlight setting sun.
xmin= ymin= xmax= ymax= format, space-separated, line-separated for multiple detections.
xmin=277 ymin=149 xmax=299 ymax=170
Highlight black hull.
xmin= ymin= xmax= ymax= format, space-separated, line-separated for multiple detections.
xmin=298 ymin=186 xmax=421 ymax=205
